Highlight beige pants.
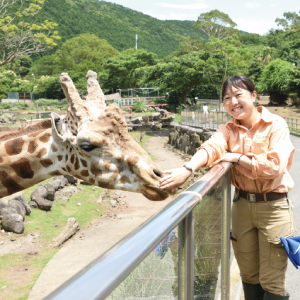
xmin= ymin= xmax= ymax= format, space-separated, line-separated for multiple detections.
xmin=231 ymin=196 xmax=296 ymax=296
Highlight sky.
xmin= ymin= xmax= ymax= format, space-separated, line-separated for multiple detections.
xmin=105 ymin=0 xmax=300 ymax=35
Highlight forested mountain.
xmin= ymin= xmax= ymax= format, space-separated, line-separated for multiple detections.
xmin=35 ymin=0 xmax=208 ymax=58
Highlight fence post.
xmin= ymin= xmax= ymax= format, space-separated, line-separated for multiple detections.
xmin=178 ymin=211 xmax=195 ymax=300
xmin=221 ymin=171 xmax=231 ymax=300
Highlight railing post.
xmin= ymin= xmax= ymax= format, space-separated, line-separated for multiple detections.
xmin=178 ymin=211 xmax=195 ymax=300
xmin=221 ymin=170 xmax=231 ymax=300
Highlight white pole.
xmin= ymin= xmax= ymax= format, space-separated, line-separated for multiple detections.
xmin=136 ymin=34 xmax=138 ymax=50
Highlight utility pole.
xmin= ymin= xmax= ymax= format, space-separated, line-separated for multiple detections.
xmin=136 ymin=34 xmax=138 ymax=50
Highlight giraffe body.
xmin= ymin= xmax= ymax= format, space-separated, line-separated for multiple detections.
xmin=0 ymin=71 xmax=168 ymax=201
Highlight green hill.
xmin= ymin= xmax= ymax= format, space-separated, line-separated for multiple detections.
xmin=35 ymin=0 xmax=208 ymax=58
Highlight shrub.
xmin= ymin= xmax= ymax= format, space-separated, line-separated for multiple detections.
xmin=34 ymin=98 xmax=67 ymax=107
xmin=132 ymin=100 xmax=145 ymax=112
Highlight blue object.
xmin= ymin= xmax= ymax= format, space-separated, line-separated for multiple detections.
xmin=155 ymin=230 xmax=176 ymax=259
xmin=280 ymin=236 xmax=300 ymax=269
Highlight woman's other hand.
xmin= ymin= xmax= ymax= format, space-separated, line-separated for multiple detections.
xmin=158 ymin=167 xmax=192 ymax=193
xmin=220 ymin=152 xmax=239 ymax=163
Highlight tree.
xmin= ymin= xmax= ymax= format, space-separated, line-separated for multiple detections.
xmin=258 ymin=59 xmax=296 ymax=104
xmin=30 ymin=54 xmax=57 ymax=76
xmin=256 ymin=47 xmax=277 ymax=65
xmin=102 ymin=49 xmax=157 ymax=92
xmin=54 ymin=34 xmax=119 ymax=75
xmin=275 ymin=12 xmax=300 ymax=30
xmin=0 ymin=0 xmax=60 ymax=67
xmin=193 ymin=10 xmax=237 ymax=40
xmin=204 ymin=35 xmax=252 ymax=109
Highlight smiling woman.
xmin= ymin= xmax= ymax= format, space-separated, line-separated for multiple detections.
xmin=159 ymin=75 xmax=296 ymax=300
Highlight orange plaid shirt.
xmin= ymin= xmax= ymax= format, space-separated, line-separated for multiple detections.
xmin=200 ymin=106 xmax=295 ymax=193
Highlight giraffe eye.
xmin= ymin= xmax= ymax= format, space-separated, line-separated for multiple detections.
xmin=80 ymin=142 xmax=98 ymax=152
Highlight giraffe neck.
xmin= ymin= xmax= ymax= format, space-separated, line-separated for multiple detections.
xmin=0 ymin=120 xmax=67 ymax=197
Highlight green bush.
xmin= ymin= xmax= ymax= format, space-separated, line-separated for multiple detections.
xmin=132 ymin=100 xmax=145 ymax=112
xmin=34 ymin=98 xmax=67 ymax=107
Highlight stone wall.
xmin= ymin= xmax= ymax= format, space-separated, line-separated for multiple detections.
xmin=168 ymin=123 xmax=213 ymax=155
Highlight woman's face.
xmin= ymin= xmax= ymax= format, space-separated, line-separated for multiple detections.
xmin=223 ymin=86 xmax=257 ymax=121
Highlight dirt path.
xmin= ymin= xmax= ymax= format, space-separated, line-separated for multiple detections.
xmin=27 ymin=133 xmax=187 ymax=300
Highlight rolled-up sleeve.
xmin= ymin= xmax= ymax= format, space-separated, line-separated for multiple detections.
xmin=199 ymin=124 xmax=229 ymax=167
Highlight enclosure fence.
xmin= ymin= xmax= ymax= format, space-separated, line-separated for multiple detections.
xmin=284 ymin=117 xmax=300 ymax=134
xmin=45 ymin=161 xmax=232 ymax=300
xmin=181 ymin=109 xmax=231 ymax=130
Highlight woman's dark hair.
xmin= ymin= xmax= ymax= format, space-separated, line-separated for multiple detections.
xmin=222 ymin=75 xmax=256 ymax=98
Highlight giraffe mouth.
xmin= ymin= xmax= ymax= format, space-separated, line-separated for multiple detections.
xmin=141 ymin=186 xmax=169 ymax=201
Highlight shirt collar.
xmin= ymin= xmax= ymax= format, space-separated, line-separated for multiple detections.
xmin=226 ymin=106 xmax=273 ymax=128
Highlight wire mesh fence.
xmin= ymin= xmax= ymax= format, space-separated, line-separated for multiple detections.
xmin=108 ymin=180 xmax=223 ymax=300
xmin=284 ymin=117 xmax=300 ymax=134
xmin=181 ymin=109 xmax=231 ymax=130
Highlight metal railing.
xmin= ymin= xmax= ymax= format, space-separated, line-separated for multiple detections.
xmin=181 ymin=109 xmax=231 ymax=130
xmin=284 ymin=117 xmax=300 ymax=134
xmin=45 ymin=162 xmax=232 ymax=300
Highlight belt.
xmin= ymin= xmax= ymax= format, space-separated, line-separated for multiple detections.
xmin=235 ymin=189 xmax=287 ymax=202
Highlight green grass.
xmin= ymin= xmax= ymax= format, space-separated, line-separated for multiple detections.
xmin=174 ymin=114 xmax=181 ymax=123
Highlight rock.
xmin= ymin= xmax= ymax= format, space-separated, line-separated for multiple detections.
xmin=97 ymin=197 xmax=103 ymax=204
xmin=1 ymin=214 xmax=24 ymax=234
xmin=142 ymin=115 xmax=149 ymax=123
xmin=8 ymin=200 xmax=26 ymax=220
xmin=53 ymin=176 xmax=68 ymax=188
xmin=0 ymin=199 xmax=8 ymax=211
xmin=77 ymin=202 xmax=81 ymax=206
xmin=0 ymin=207 xmax=18 ymax=217
xmin=44 ymin=182 xmax=57 ymax=201
xmin=33 ymin=197 xmax=52 ymax=211
xmin=31 ymin=185 xmax=48 ymax=201
xmin=150 ymin=113 xmax=161 ymax=121
xmin=50 ymin=217 xmax=80 ymax=247
xmin=154 ymin=107 xmax=160 ymax=112
xmin=46 ymin=106 xmax=51 ymax=111
xmin=110 ymin=200 xmax=117 ymax=206
xmin=131 ymin=117 xmax=142 ymax=124
xmin=29 ymin=201 xmax=38 ymax=208
xmin=10 ymin=193 xmax=31 ymax=215
xmin=64 ymin=175 xmax=77 ymax=184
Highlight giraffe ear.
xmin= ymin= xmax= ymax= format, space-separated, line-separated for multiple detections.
xmin=50 ymin=112 xmax=65 ymax=145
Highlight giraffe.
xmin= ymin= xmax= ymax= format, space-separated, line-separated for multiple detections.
xmin=0 ymin=71 xmax=169 ymax=201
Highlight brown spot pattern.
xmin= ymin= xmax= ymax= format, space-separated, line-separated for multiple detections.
xmin=80 ymin=159 xmax=87 ymax=167
xmin=57 ymin=155 xmax=63 ymax=161
xmin=37 ymin=147 xmax=47 ymax=158
xmin=28 ymin=141 xmax=38 ymax=153
xmin=39 ymin=159 xmax=53 ymax=168
xmin=51 ymin=144 xmax=58 ymax=152
xmin=5 ymin=137 xmax=25 ymax=156
xmin=128 ymin=156 xmax=139 ymax=166
xmin=81 ymin=170 xmax=89 ymax=177
xmin=99 ymin=181 xmax=114 ymax=189
xmin=0 ymin=157 xmax=3 ymax=163
xmin=39 ymin=133 xmax=51 ymax=143
xmin=48 ymin=171 xmax=63 ymax=176
xmin=0 ymin=171 xmax=24 ymax=194
xmin=65 ymin=154 xmax=69 ymax=161
xmin=62 ymin=167 xmax=67 ymax=172
xmin=90 ymin=164 xmax=102 ymax=177
xmin=75 ymin=157 xmax=80 ymax=170
xmin=70 ymin=154 xmax=75 ymax=164
xmin=11 ymin=158 xmax=34 ymax=179
xmin=66 ymin=165 xmax=71 ymax=172
xmin=103 ymin=161 xmax=111 ymax=170
xmin=120 ymin=175 xmax=131 ymax=184
xmin=89 ymin=178 xmax=95 ymax=184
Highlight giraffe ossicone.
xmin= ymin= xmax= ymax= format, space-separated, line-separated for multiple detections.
xmin=0 ymin=71 xmax=169 ymax=201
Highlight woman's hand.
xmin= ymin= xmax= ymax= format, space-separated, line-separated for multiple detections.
xmin=158 ymin=167 xmax=192 ymax=193
xmin=220 ymin=152 xmax=239 ymax=163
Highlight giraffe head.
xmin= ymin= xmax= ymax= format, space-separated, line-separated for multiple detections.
xmin=50 ymin=71 xmax=169 ymax=201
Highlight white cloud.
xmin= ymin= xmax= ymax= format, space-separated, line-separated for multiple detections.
xmin=156 ymin=2 xmax=208 ymax=10
xmin=269 ymin=3 xmax=281 ymax=7
xmin=244 ymin=2 xmax=260 ymax=9
xmin=147 ymin=12 xmax=198 ymax=20
xmin=234 ymin=18 xmax=274 ymax=35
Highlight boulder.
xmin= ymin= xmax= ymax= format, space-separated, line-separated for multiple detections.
xmin=8 ymin=200 xmax=26 ymax=220
xmin=53 ymin=176 xmax=68 ymax=189
xmin=64 ymin=175 xmax=77 ymax=184
xmin=33 ymin=196 xmax=52 ymax=211
xmin=150 ymin=113 xmax=161 ymax=121
xmin=44 ymin=182 xmax=57 ymax=201
xmin=154 ymin=107 xmax=160 ymax=112
xmin=142 ymin=115 xmax=149 ymax=123
xmin=1 ymin=214 xmax=24 ymax=234
xmin=10 ymin=193 xmax=31 ymax=215
xmin=31 ymin=185 xmax=48 ymax=201
xmin=0 ymin=199 xmax=8 ymax=211
xmin=29 ymin=201 xmax=38 ymax=209
xmin=0 ymin=206 xmax=18 ymax=217
xmin=131 ymin=117 xmax=142 ymax=124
